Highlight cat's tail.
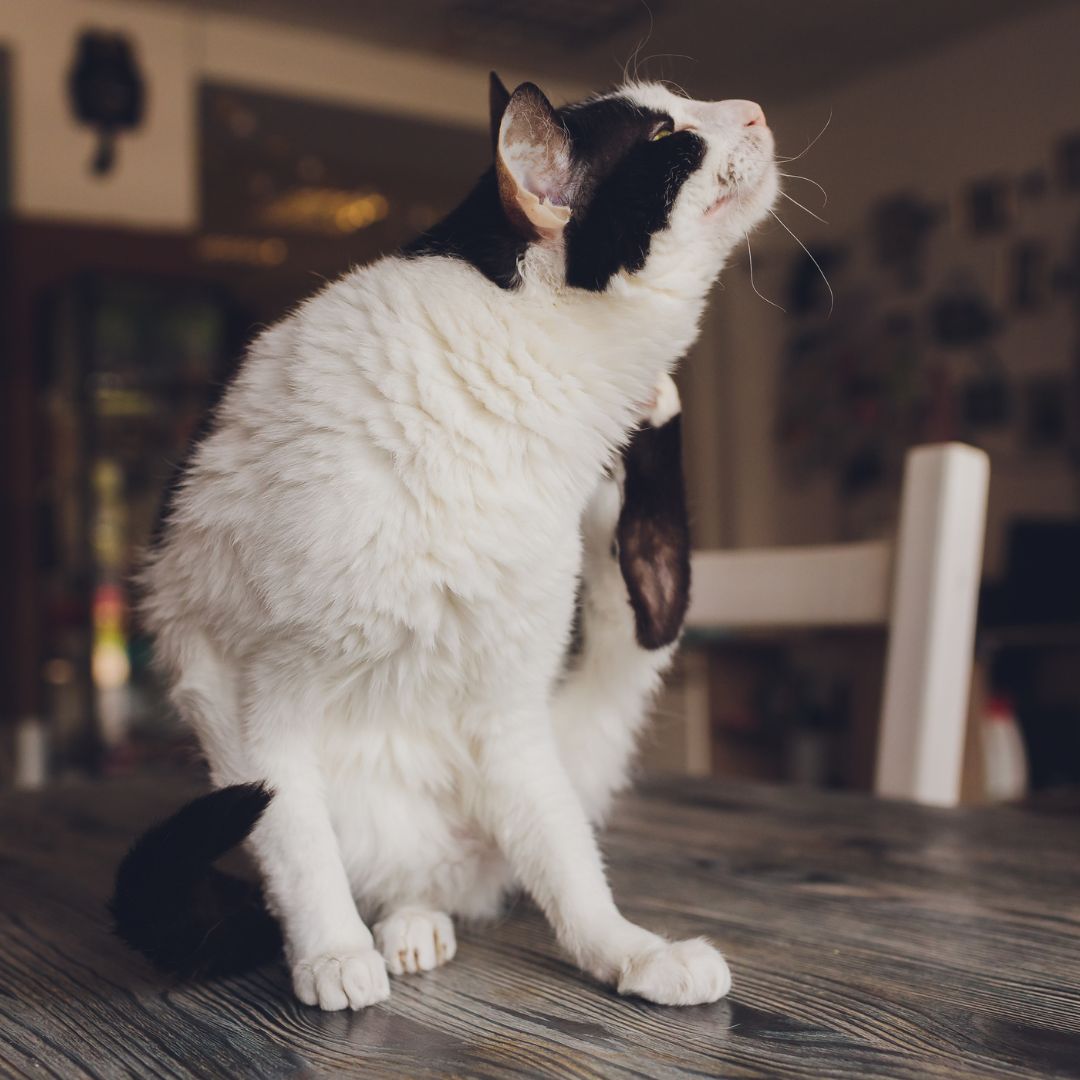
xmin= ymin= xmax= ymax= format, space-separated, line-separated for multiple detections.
xmin=110 ymin=783 xmax=283 ymax=979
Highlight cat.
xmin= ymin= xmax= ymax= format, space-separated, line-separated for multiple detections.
xmin=112 ymin=74 xmax=778 ymax=1012
xmin=114 ymin=372 xmax=690 ymax=992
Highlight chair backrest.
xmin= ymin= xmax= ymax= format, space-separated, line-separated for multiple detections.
xmin=686 ymin=442 xmax=990 ymax=806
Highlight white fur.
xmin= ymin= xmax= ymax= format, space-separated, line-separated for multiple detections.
xmin=142 ymin=83 xmax=776 ymax=1010
xmin=646 ymin=371 xmax=681 ymax=428
xmin=374 ymin=908 xmax=456 ymax=975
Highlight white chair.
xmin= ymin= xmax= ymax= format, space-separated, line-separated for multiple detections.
xmin=677 ymin=442 xmax=990 ymax=807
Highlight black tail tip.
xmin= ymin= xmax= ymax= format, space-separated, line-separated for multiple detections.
xmin=110 ymin=782 xmax=281 ymax=980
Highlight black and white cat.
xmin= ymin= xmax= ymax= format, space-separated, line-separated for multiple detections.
xmin=112 ymin=75 xmax=777 ymax=1011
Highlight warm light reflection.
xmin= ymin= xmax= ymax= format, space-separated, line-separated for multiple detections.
xmin=259 ymin=188 xmax=390 ymax=234
xmin=197 ymin=235 xmax=288 ymax=266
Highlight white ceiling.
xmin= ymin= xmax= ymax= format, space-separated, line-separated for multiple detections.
xmin=168 ymin=0 xmax=1071 ymax=103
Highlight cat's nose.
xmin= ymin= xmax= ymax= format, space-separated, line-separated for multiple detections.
xmin=719 ymin=99 xmax=767 ymax=128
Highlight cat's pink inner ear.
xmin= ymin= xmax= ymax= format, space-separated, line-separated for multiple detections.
xmin=496 ymin=83 xmax=573 ymax=235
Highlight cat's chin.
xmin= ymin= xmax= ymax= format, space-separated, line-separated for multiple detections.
xmin=703 ymin=193 xmax=735 ymax=218
xmin=704 ymin=168 xmax=777 ymax=225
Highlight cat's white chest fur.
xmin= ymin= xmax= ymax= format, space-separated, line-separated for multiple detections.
xmin=147 ymin=254 xmax=682 ymax=690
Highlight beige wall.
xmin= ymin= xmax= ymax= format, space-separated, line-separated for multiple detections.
xmin=762 ymin=2 xmax=1080 ymax=244
xmin=0 ymin=0 xmax=197 ymax=228
xmin=0 ymin=0 xmax=584 ymax=229
xmin=704 ymin=2 xmax=1080 ymax=568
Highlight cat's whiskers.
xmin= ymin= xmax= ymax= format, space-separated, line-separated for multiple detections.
xmin=744 ymin=232 xmax=786 ymax=313
xmin=732 ymin=176 xmax=786 ymax=313
xmin=634 ymin=54 xmax=696 ymax=98
xmin=778 ymin=189 xmax=828 ymax=225
xmin=775 ymin=111 xmax=833 ymax=164
xmin=768 ymin=208 xmax=835 ymax=316
xmin=623 ymin=0 xmax=655 ymax=84
xmin=779 ymin=171 xmax=829 ymax=207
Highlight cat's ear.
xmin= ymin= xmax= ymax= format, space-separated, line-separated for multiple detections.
xmin=496 ymin=82 xmax=573 ymax=236
xmin=489 ymin=71 xmax=510 ymax=153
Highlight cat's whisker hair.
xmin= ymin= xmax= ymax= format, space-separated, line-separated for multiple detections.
xmin=732 ymin=174 xmax=785 ymax=313
xmin=744 ymin=232 xmax=787 ymax=313
xmin=775 ymin=110 xmax=833 ymax=164
xmin=624 ymin=0 xmax=655 ymax=84
xmin=768 ymin=209 xmax=835 ymax=316
xmin=619 ymin=33 xmax=640 ymax=84
xmin=779 ymin=171 xmax=829 ymax=207
xmin=634 ymin=54 xmax=697 ymax=97
xmin=778 ymin=189 xmax=828 ymax=225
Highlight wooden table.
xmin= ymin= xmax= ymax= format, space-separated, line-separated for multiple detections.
xmin=2 ymin=776 xmax=1079 ymax=1079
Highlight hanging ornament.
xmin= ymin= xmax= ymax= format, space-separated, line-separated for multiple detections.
xmin=67 ymin=30 xmax=145 ymax=177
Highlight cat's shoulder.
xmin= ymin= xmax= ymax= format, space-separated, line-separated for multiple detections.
xmin=311 ymin=251 xmax=501 ymax=312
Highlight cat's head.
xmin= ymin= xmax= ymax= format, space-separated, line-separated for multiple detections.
xmin=409 ymin=76 xmax=777 ymax=295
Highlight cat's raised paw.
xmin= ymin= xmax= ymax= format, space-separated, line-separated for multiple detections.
xmin=292 ymin=948 xmax=390 ymax=1011
xmin=645 ymin=372 xmax=681 ymax=428
xmin=374 ymin=908 xmax=457 ymax=976
xmin=617 ymin=937 xmax=731 ymax=1006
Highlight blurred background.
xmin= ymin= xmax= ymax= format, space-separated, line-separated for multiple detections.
xmin=1 ymin=0 xmax=1078 ymax=801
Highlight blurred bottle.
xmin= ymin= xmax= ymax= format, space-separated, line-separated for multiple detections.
xmin=91 ymin=459 xmax=132 ymax=749
xmin=981 ymin=694 xmax=1029 ymax=803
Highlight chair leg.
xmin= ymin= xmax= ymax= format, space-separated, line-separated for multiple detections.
xmin=875 ymin=443 xmax=990 ymax=806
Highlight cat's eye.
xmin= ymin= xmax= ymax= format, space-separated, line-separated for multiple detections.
xmin=650 ymin=121 xmax=674 ymax=142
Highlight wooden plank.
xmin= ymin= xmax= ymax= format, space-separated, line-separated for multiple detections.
xmin=0 ymin=776 xmax=1078 ymax=1078
xmin=687 ymin=541 xmax=893 ymax=630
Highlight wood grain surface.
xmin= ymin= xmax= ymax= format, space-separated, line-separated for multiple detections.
xmin=1 ymin=775 xmax=1078 ymax=1079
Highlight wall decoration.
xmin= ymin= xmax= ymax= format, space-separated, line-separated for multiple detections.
xmin=961 ymin=355 xmax=1012 ymax=431
xmin=784 ymin=245 xmax=848 ymax=315
xmin=966 ymin=176 xmax=1012 ymax=235
xmin=1018 ymin=168 xmax=1050 ymax=203
xmin=774 ymin=132 xmax=1080 ymax=540
xmin=1011 ymin=240 xmax=1050 ymax=312
xmin=1023 ymin=376 xmax=1070 ymax=449
xmin=871 ymin=193 xmax=940 ymax=289
xmin=841 ymin=444 xmax=885 ymax=498
xmin=67 ymin=30 xmax=145 ymax=176
xmin=1055 ymin=132 xmax=1080 ymax=193
xmin=1053 ymin=221 xmax=1080 ymax=301
xmin=931 ymin=277 xmax=998 ymax=348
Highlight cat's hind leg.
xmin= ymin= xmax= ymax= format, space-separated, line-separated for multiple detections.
xmin=374 ymin=907 xmax=457 ymax=975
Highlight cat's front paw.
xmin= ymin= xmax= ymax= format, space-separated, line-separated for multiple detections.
xmin=374 ymin=908 xmax=457 ymax=975
xmin=292 ymin=948 xmax=390 ymax=1011
xmin=642 ymin=371 xmax=681 ymax=428
xmin=617 ymin=938 xmax=731 ymax=1006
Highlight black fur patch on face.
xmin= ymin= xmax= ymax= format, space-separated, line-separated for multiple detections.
xmin=617 ymin=413 xmax=691 ymax=649
xmin=404 ymin=90 xmax=705 ymax=292
xmin=403 ymin=167 xmax=527 ymax=290
xmin=562 ymin=96 xmax=706 ymax=291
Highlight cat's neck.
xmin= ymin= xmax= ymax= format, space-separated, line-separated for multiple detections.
xmin=395 ymin=183 xmax=716 ymax=479
xmin=403 ymin=169 xmax=527 ymax=291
